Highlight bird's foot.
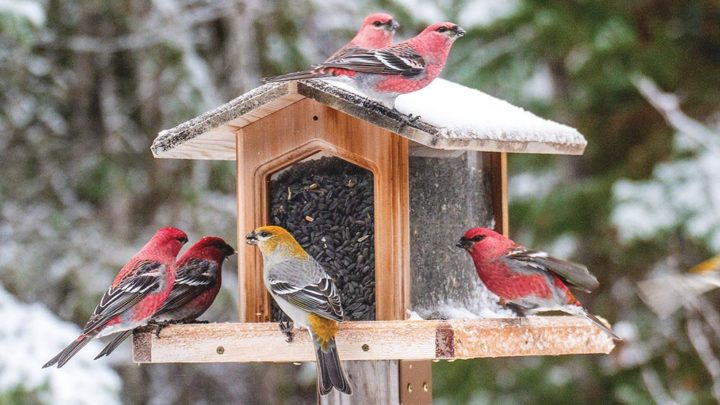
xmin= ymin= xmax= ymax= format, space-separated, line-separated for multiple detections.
xmin=279 ymin=320 xmax=295 ymax=343
xmin=148 ymin=320 xmax=172 ymax=338
xmin=188 ymin=319 xmax=210 ymax=324
xmin=499 ymin=299 xmax=530 ymax=317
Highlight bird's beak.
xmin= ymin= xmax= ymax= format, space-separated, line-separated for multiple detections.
xmin=223 ymin=243 xmax=237 ymax=256
xmin=456 ymin=237 xmax=472 ymax=250
xmin=452 ymin=25 xmax=466 ymax=37
xmin=245 ymin=231 xmax=258 ymax=245
xmin=388 ymin=19 xmax=400 ymax=31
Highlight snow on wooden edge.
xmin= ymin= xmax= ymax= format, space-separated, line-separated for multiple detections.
xmin=132 ymin=317 xmax=615 ymax=364
xmin=151 ymin=78 xmax=587 ymax=160
xmin=395 ymin=79 xmax=587 ymax=153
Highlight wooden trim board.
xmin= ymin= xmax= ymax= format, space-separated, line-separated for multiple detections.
xmin=132 ymin=318 xmax=615 ymax=364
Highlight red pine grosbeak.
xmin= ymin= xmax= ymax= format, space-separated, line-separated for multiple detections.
xmin=246 ymin=226 xmax=352 ymax=396
xmin=94 ymin=236 xmax=236 ymax=358
xmin=43 ymin=227 xmax=188 ymax=368
xmin=328 ymin=12 xmax=398 ymax=59
xmin=266 ymin=22 xmax=465 ymax=109
xmin=268 ymin=13 xmax=398 ymax=82
xmin=457 ymin=227 xmax=619 ymax=340
xmin=638 ymin=255 xmax=720 ymax=318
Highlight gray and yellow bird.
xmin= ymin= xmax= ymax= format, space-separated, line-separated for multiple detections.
xmin=246 ymin=225 xmax=352 ymax=396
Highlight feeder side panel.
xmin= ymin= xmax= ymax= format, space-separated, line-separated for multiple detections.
xmin=408 ymin=151 xmax=496 ymax=317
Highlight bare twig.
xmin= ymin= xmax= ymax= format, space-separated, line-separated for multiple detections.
xmin=640 ymin=367 xmax=680 ymax=405
xmin=632 ymin=76 xmax=720 ymax=154
xmin=687 ymin=316 xmax=720 ymax=402
xmin=686 ymin=295 xmax=720 ymax=340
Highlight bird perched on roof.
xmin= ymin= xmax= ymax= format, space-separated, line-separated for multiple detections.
xmin=94 ymin=236 xmax=236 ymax=359
xmin=43 ymin=227 xmax=188 ymax=368
xmin=457 ymin=227 xmax=620 ymax=340
xmin=265 ymin=22 xmax=465 ymax=109
xmin=267 ymin=13 xmax=399 ymax=82
xmin=246 ymin=226 xmax=352 ymax=396
xmin=638 ymin=255 xmax=720 ymax=318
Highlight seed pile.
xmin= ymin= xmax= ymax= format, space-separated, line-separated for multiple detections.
xmin=268 ymin=157 xmax=375 ymax=321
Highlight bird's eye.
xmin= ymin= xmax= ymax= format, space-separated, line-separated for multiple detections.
xmin=259 ymin=231 xmax=270 ymax=238
xmin=471 ymin=235 xmax=484 ymax=242
xmin=373 ymin=21 xmax=382 ymax=27
xmin=437 ymin=26 xmax=448 ymax=33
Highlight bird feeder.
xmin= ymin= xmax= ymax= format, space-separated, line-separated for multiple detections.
xmin=135 ymin=78 xmax=614 ymax=404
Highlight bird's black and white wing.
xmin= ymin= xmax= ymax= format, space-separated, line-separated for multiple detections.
xmin=502 ymin=247 xmax=600 ymax=293
xmin=82 ymin=261 xmax=165 ymax=334
xmin=267 ymin=260 xmax=343 ymax=322
xmin=321 ymin=44 xmax=425 ymax=76
xmin=155 ymin=258 xmax=217 ymax=316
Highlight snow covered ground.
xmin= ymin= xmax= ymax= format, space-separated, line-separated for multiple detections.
xmin=0 ymin=285 xmax=121 ymax=404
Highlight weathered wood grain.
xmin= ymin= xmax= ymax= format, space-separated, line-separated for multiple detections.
xmin=132 ymin=318 xmax=615 ymax=364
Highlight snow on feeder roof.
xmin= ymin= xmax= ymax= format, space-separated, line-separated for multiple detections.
xmin=150 ymin=78 xmax=587 ymax=160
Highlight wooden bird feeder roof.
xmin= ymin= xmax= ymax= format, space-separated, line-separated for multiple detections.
xmin=151 ymin=79 xmax=587 ymax=160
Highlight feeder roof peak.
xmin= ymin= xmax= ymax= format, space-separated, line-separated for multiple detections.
xmin=151 ymin=79 xmax=587 ymax=160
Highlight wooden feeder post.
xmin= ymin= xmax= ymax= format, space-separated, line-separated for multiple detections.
xmin=137 ymin=79 xmax=613 ymax=404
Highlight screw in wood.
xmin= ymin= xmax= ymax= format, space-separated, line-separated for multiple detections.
xmin=407 ymin=383 xmax=413 ymax=393
xmin=312 ymin=115 xmax=319 ymax=121
xmin=361 ymin=344 xmax=370 ymax=352
xmin=423 ymin=382 xmax=429 ymax=392
xmin=216 ymin=346 xmax=225 ymax=355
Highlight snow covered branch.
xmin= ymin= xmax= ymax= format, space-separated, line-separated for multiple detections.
xmin=632 ymin=75 xmax=720 ymax=154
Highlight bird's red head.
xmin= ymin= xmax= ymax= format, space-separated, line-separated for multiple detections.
xmin=420 ymin=22 xmax=466 ymax=41
xmin=456 ymin=227 xmax=512 ymax=259
xmin=184 ymin=236 xmax=236 ymax=262
xmin=355 ymin=13 xmax=399 ymax=48
xmin=147 ymin=227 xmax=189 ymax=258
xmin=156 ymin=227 xmax=189 ymax=246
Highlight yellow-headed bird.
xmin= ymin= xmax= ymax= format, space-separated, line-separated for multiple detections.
xmin=246 ymin=226 xmax=352 ymax=395
xmin=638 ymin=255 xmax=720 ymax=318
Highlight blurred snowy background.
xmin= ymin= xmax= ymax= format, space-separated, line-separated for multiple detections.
xmin=1 ymin=0 xmax=719 ymax=403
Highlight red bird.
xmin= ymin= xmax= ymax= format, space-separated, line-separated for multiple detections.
xmin=94 ymin=236 xmax=236 ymax=358
xmin=328 ymin=12 xmax=399 ymax=60
xmin=43 ymin=227 xmax=188 ymax=368
xmin=457 ymin=227 xmax=619 ymax=339
xmin=267 ymin=13 xmax=399 ymax=82
xmin=266 ymin=22 xmax=465 ymax=109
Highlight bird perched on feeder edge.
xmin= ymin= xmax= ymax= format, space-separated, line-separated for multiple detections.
xmin=94 ymin=236 xmax=236 ymax=359
xmin=265 ymin=22 xmax=466 ymax=110
xmin=638 ymin=255 xmax=720 ymax=318
xmin=457 ymin=227 xmax=620 ymax=340
xmin=270 ymin=12 xmax=399 ymax=84
xmin=246 ymin=226 xmax=352 ymax=396
xmin=43 ymin=227 xmax=188 ymax=368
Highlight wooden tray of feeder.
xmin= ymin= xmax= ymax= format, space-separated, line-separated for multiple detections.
xmin=133 ymin=318 xmax=614 ymax=363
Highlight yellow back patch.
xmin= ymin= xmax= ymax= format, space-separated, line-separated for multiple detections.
xmin=308 ymin=314 xmax=338 ymax=350
xmin=689 ymin=255 xmax=720 ymax=274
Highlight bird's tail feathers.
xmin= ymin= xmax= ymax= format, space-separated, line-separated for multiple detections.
xmin=263 ymin=70 xmax=333 ymax=83
xmin=94 ymin=330 xmax=133 ymax=359
xmin=560 ymin=305 xmax=621 ymax=340
xmin=637 ymin=273 xmax=720 ymax=318
xmin=311 ymin=332 xmax=352 ymax=396
xmin=43 ymin=333 xmax=95 ymax=368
